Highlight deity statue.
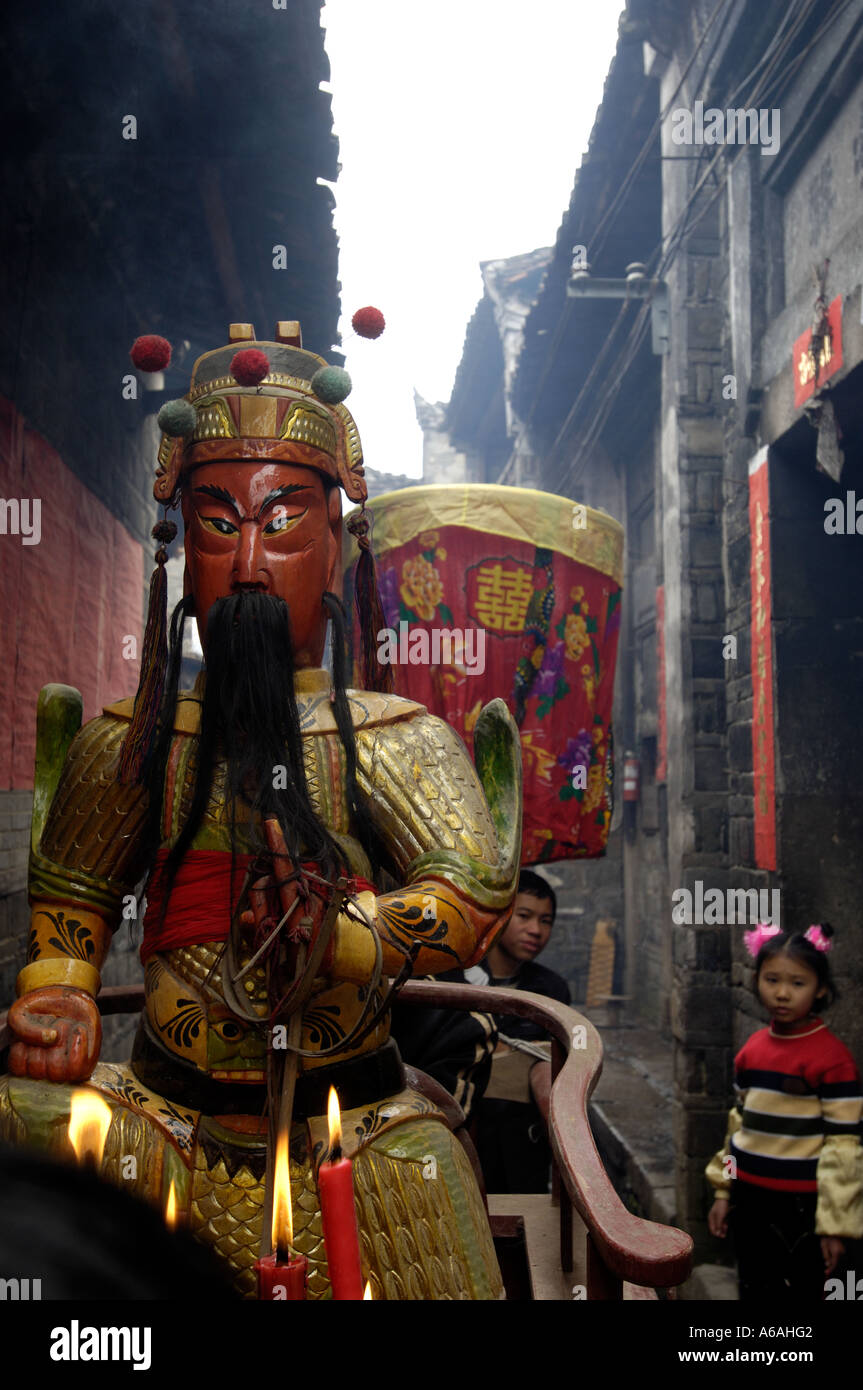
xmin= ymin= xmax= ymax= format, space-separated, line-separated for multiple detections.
xmin=0 ymin=322 xmax=522 ymax=1299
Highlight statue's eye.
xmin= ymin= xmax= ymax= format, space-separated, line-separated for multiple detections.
xmin=200 ymin=515 xmax=237 ymax=536
xmin=263 ymin=507 xmax=307 ymax=535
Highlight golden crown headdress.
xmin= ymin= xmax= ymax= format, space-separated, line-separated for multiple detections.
xmin=136 ymin=321 xmax=367 ymax=505
xmin=119 ymin=314 xmax=390 ymax=783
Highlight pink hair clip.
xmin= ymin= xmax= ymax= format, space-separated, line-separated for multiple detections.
xmin=805 ymin=924 xmax=832 ymax=953
xmin=743 ymin=922 xmax=782 ymax=958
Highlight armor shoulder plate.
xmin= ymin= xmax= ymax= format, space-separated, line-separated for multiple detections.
xmin=31 ymin=712 xmax=151 ymax=916
xmin=105 ymin=687 xmax=426 ymax=736
xmin=355 ymin=703 xmax=522 ymax=909
xmin=354 ymin=713 xmax=493 ymax=866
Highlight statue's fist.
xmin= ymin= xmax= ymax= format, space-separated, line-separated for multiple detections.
xmin=8 ymin=986 xmax=102 ymax=1083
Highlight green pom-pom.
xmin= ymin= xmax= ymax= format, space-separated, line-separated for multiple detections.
xmin=157 ymin=399 xmax=197 ymax=438
xmin=311 ymin=366 xmax=352 ymax=404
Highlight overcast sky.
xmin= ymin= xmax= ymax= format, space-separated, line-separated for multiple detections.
xmin=321 ymin=1 xmax=624 ymax=481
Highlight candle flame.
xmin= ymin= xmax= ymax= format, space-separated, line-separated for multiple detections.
xmin=327 ymin=1085 xmax=342 ymax=1151
xmin=67 ymin=1089 xmax=112 ymax=1166
xmin=272 ymin=1127 xmax=293 ymax=1256
xmin=363 ymin=1280 xmax=372 ymax=1300
xmin=165 ymin=1179 xmax=178 ymax=1229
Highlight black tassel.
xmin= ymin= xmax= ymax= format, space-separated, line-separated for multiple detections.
xmin=118 ymin=518 xmax=177 ymax=784
xmin=346 ymin=508 xmax=393 ymax=694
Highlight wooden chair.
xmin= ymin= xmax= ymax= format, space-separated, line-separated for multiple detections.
xmin=398 ymin=979 xmax=691 ymax=1299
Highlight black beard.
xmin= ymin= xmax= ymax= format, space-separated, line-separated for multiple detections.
xmin=197 ymin=591 xmax=343 ymax=869
xmin=146 ymin=591 xmax=369 ymax=920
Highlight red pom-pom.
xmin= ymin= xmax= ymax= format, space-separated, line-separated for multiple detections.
xmin=351 ymin=306 xmax=386 ymax=339
xmin=130 ymin=335 xmax=172 ymax=372
xmin=230 ymin=348 xmax=270 ymax=387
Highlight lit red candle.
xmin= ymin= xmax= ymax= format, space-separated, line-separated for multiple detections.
xmin=318 ymin=1086 xmax=365 ymax=1300
xmin=256 ymin=1128 xmax=307 ymax=1300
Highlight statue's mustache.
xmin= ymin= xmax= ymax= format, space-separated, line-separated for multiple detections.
xmin=209 ymin=589 xmax=291 ymax=633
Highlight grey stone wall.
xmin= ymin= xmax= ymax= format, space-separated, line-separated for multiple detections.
xmin=658 ymin=52 xmax=734 ymax=1244
xmin=621 ymin=411 xmax=669 ymax=1029
xmin=782 ymin=73 xmax=863 ymax=311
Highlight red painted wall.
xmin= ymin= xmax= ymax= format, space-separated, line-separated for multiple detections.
xmin=0 ymin=398 xmax=145 ymax=789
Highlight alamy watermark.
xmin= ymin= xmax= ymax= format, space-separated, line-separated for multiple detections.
xmin=824 ymin=492 xmax=863 ymax=534
xmin=672 ymin=882 xmax=780 ymax=926
xmin=50 ymin=1322 xmax=151 ymax=1370
xmin=388 ymin=1148 xmax=438 ymax=1179
xmin=0 ymin=498 xmax=41 ymax=545
xmin=670 ymin=101 xmax=780 ymax=157
xmin=376 ymin=622 xmax=486 ymax=675
xmin=0 ymin=1277 xmax=41 ymax=1299
xmin=825 ymin=1270 xmax=863 ymax=1300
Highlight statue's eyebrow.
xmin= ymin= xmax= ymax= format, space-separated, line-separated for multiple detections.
xmin=258 ymin=483 xmax=308 ymax=513
xmin=193 ymin=481 xmax=308 ymax=521
xmin=194 ymin=484 xmax=239 ymax=514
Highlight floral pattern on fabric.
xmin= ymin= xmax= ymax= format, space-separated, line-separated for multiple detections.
xmin=347 ymin=525 xmax=622 ymax=863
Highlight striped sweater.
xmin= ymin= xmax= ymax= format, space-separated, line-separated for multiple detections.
xmin=706 ymin=1019 xmax=863 ymax=1238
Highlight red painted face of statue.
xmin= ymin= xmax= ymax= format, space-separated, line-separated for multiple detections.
xmin=181 ymin=457 xmax=342 ymax=664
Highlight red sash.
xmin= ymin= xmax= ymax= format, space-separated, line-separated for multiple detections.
xmin=140 ymin=849 xmax=376 ymax=964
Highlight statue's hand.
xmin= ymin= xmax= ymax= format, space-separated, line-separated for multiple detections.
xmin=7 ymin=986 xmax=102 ymax=1082
xmin=239 ymin=818 xmax=330 ymax=946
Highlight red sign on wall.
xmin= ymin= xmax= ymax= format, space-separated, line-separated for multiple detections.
xmin=792 ymin=295 xmax=843 ymax=408
xmin=748 ymin=449 xmax=777 ymax=871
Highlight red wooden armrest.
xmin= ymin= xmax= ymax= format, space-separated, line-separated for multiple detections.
xmin=396 ymin=979 xmax=693 ymax=1291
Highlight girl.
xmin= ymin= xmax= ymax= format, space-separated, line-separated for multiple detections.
xmin=706 ymin=923 xmax=863 ymax=1301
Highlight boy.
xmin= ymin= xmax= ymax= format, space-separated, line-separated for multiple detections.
xmin=393 ymin=870 xmax=570 ymax=1193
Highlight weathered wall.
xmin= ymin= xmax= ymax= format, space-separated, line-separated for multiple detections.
xmin=0 ymin=400 xmax=147 ymax=788
xmin=621 ymin=412 xmax=669 ymax=1028
xmin=782 ymin=73 xmax=863 ymax=311
xmin=657 ymin=48 xmax=734 ymax=1245
xmin=0 ymin=401 xmax=147 ymax=1003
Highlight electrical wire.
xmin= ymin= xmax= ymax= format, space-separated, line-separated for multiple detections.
xmin=550 ymin=0 xmax=839 ymax=488
xmin=546 ymin=0 xmax=851 ymax=496
xmin=588 ymin=0 xmax=735 ymax=267
xmin=511 ymin=0 xmax=735 ymax=464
